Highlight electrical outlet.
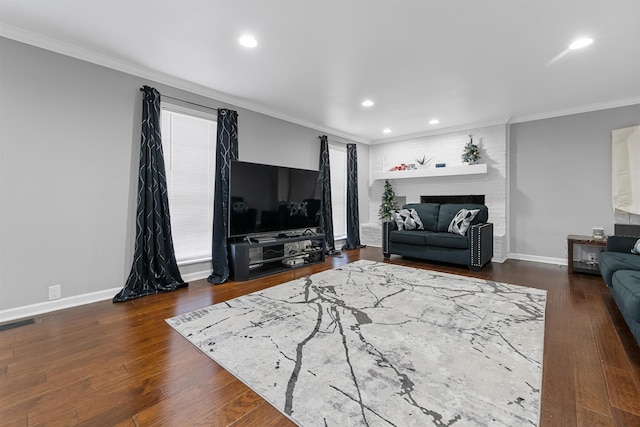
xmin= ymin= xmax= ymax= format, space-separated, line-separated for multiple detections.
xmin=48 ymin=284 xmax=62 ymax=301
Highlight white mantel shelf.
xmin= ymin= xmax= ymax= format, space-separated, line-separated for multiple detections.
xmin=372 ymin=163 xmax=487 ymax=181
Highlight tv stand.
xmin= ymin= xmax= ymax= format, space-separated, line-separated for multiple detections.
xmin=229 ymin=233 xmax=325 ymax=281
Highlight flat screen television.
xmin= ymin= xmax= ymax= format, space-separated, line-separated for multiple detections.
xmin=228 ymin=160 xmax=323 ymax=238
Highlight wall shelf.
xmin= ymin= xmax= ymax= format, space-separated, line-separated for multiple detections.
xmin=371 ymin=163 xmax=487 ymax=181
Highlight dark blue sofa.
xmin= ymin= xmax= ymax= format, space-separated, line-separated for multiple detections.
xmin=382 ymin=203 xmax=493 ymax=270
xmin=599 ymin=235 xmax=640 ymax=346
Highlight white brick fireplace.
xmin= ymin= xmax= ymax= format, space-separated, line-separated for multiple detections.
xmin=363 ymin=124 xmax=508 ymax=262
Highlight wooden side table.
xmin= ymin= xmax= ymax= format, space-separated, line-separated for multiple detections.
xmin=567 ymin=234 xmax=607 ymax=274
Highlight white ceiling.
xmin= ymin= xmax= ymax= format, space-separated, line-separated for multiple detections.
xmin=1 ymin=0 xmax=639 ymax=143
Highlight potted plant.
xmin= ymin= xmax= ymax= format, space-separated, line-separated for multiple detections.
xmin=379 ymin=180 xmax=398 ymax=257
xmin=461 ymin=134 xmax=481 ymax=165
xmin=379 ymin=180 xmax=398 ymax=222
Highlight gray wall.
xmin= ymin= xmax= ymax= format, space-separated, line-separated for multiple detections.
xmin=509 ymin=104 xmax=640 ymax=261
xmin=0 ymin=37 xmax=368 ymax=311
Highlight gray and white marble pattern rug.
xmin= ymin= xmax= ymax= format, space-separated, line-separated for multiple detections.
xmin=167 ymin=260 xmax=547 ymax=426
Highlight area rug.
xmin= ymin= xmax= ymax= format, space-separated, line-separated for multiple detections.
xmin=166 ymin=260 xmax=547 ymax=426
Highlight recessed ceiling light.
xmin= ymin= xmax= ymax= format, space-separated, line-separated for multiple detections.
xmin=239 ymin=35 xmax=258 ymax=48
xmin=361 ymin=99 xmax=374 ymax=107
xmin=569 ymin=38 xmax=593 ymax=50
xmin=383 ymin=128 xmax=392 ymax=134
xmin=429 ymin=119 xmax=440 ymax=125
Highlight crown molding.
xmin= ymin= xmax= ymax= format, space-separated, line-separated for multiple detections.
xmin=509 ymin=97 xmax=640 ymax=124
xmin=370 ymin=118 xmax=511 ymax=145
xmin=2 ymin=22 xmax=637 ymax=146
xmin=0 ymin=22 xmax=369 ymax=145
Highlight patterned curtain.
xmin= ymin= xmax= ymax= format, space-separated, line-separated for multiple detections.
xmin=113 ymin=86 xmax=187 ymax=302
xmin=208 ymin=109 xmax=239 ymax=284
xmin=342 ymin=143 xmax=365 ymax=250
xmin=319 ymin=135 xmax=340 ymax=256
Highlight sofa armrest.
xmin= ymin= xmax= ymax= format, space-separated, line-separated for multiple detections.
xmin=606 ymin=235 xmax=639 ymax=253
xmin=469 ymin=223 xmax=493 ymax=269
xmin=382 ymin=221 xmax=397 ymax=257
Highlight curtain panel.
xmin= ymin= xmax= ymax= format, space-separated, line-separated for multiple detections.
xmin=342 ymin=143 xmax=365 ymax=250
xmin=208 ymin=109 xmax=239 ymax=284
xmin=319 ymin=135 xmax=339 ymax=255
xmin=114 ymin=86 xmax=186 ymax=302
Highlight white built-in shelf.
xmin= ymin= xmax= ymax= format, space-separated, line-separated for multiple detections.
xmin=371 ymin=163 xmax=487 ymax=181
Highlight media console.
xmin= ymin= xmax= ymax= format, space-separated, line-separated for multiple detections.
xmin=228 ymin=233 xmax=325 ymax=281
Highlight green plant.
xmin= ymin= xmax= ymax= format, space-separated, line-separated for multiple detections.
xmin=378 ymin=180 xmax=398 ymax=222
xmin=461 ymin=134 xmax=481 ymax=164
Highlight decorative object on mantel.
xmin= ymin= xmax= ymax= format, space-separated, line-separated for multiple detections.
xmin=461 ymin=134 xmax=481 ymax=165
xmin=389 ymin=163 xmax=416 ymax=171
xmin=435 ymin=163 xmax=446 ymax=168
xmin=416 ymin=155 xmax=435 ymax=168
xmin=378 ymin=180 xmax=398 ymax=222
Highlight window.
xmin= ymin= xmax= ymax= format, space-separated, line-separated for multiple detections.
xmin=161 ymin=104 xmax=217 ymax=264
xmin=329 ymin=143 xmax=347 ymax=239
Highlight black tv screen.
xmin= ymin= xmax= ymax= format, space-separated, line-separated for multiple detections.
xmin=228 ymin=160 xmax=322 ymax=238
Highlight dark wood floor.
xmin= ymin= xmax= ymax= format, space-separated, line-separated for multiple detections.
xmin=1 ymin=247 xmax=639 ymax=426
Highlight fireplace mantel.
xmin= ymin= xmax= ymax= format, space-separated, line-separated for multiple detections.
xmin=371 ymin=163 xmax=487 ymax=182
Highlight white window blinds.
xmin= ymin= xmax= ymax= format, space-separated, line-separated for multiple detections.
xmin=161 ymin=105 xmax=217 ymax=264
xmin=329 ymin=143 xmax=347 ymax=239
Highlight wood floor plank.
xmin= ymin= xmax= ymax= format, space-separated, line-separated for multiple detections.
xmin=602 ymin=365 xmax=640 ymax=416
xmin=576 ymin=405 xmax=614 ymax=427
xmin=586 ymin=293 xmax=630 ymax=370
xmin=132 ymin=376 xmax=250 ymax=426
xmin=612 ymin=407 xmax=640 ymax=427
xmin=197 ymin=388 xmax=265 ymax=426
xmin=570 ymin=286 xmax=612 ymax=417
xmin=541 ymin=336 xmax=577 ymax=426
xmin=0 ymin=247 xmax=639 ymax=425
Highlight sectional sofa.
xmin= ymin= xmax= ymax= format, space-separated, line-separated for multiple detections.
xmin=599 ymin=235 xmax=640 ymax=346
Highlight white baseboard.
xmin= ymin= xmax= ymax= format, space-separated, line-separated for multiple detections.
xmin=0 ymin=268 xmax=214 ymax=324
xmin=0 ymin=287 xmax=122 ymax=324
xmin=181 ymin=270 xmax=211 ymax=283
xmin=506 ymin=252 xmax=566 ymax=266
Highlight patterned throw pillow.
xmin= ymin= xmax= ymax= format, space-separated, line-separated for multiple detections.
xmin=632 ymin=239 xmax=640 ymax=255
xmin=448 ymin=208 xmax=480 ymax=235
xmin=391 ymin=209 xmax=424 ymax=231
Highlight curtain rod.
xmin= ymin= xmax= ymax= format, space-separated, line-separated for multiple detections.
xmin=161 ymin=95 xmax=218 ymax=112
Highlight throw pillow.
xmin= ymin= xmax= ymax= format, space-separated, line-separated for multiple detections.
xmin=632 ymin=239 xmax=640 ymax=255
xmin=391 ymin=208 xmax=424 ymax=231
xmin=448 ymin=208 xmax=480 ymax=236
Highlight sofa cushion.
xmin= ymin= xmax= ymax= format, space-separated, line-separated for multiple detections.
xmin=425 ymin=232 xmax=469 ymax=249
xmin=437 ymin=204 xmax=488 ymax=232
xmin=389 ymin=230 xmax=430 ymax=245
xmin=632 ymin=239 xmax=640 ymax=255
xmin=448 ymin=208 xmax=480 ymax=235
xmin=599 ymin=251 xmax=640 ymax=286
xmin=611 ymin=270 xmax=640 ymax=322
xmin=404 ymin=203 xmax=440 ymax=231
xmin=391 ymin=208 xmax=424 ymax=231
